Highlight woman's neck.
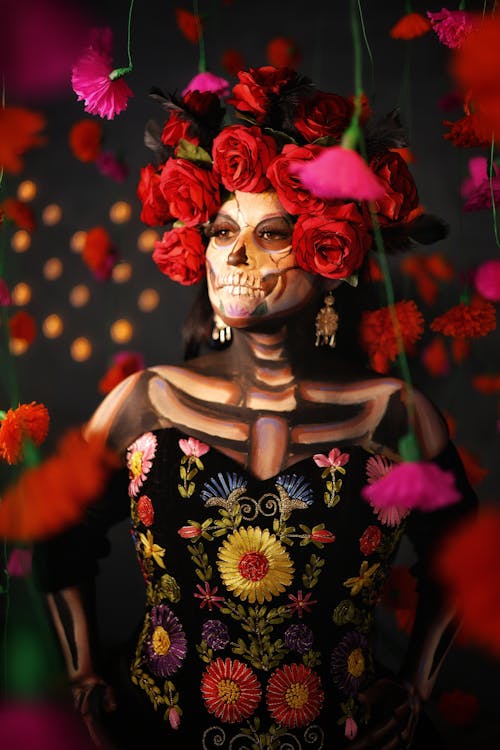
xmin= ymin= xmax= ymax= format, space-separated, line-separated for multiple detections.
xmin=231 ymin=326 xmax=295 ymax=388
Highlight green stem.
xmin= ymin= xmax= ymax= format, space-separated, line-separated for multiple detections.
xmin=489 ymin=135 xmax=500 ymax=247
xmin=405 ymin=0 xmax=413 ymax=12
xmin=193 ymin=0 xmax=207 ymax=73
xmin=356 ymin=0 xmax=375 ymax=106
xmin=108 ymin=0 xmax=135 ymax=79
xmin=458 ymin=0 xmax=466 ymax=9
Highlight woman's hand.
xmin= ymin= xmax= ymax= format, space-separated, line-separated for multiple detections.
xmin=71 ymin=674 xmax=117 ymax=749
xmin=349 ymin=678 xmax=421 ymax=750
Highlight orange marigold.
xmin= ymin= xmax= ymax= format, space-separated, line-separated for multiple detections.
xmin=430 ymin=297 xmax=496 ymax=338
xmin=472 ymin=373 xmax=500 ymax=395
xmin=0 ymin=428 xmax=119 ymax=541
xmin=359 ymin=300 xmax=425 ymax=373
xmin=0 ymin=107 xmax=46 ymax=175
xmin=175 ymin=8 xmax=202 ymax=44
xmin=69 ymin=119 xmax=103 ymax=163
xmin=1 ymin=198 xmax=36 ymax=232
xmin=390 ymin=13 xmax=431 ymax=40
xmin=421 ymin=335 xmax=449 ymax=377
xmin=8 ymin=310 xmax=37 ymax=345
xmin=0 ymin=402 xmax=50 ymax=465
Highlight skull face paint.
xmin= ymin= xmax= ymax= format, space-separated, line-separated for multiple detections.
xmin=205 ymin=191 xmax=317 ymax=327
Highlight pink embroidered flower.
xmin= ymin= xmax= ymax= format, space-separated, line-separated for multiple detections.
xmin=287 ymin=590 xmax=318 ymax=619
xmin=345 ymin=716 xmax=358 ymax=740
xmin=0 ymin=278 xmax=11 ymax=306
xmin=179 ymin=436 xmax=210 ymax=458
xmin=291 ymin=146 xmax=385 ymax=201
xmin=7 ymin=548 xmax=32 ymax=577
xmin=71 ymin=28 xmax=133 ymax=120
xmin=137 ymin=495 xmax=154 ymax=527
xmin=194 ymin=581 xmax=225 ymax=610
xmin=126 ymin=432 xmax=157 ymax=497
xmin=182 ymin=71 xmax=230 ymax=99
xmin=313 ymin=447 xmax=350 ymax=469
xmin=427 ymin=9 xmax=476 ymax=49
xmin=362 ymin=461 xmax=461 ymax=512
xmin=474 ymin=259 xmax=500 ymax=302
xmin=359 ymin=525 xmax=382 ymax=555
xmin=178 ymin=524 xmax=202 ymax=539
xmin=461 ymin=156 xmax=500 ymax=211
xmin=168 ymin=707 xmax=181 ymax=730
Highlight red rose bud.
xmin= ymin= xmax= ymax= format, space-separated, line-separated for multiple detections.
xmin=178 ymin=524 xmax=202 ymax=539
xmin=311 ymin=528 xmax=336 ymax=544
xmin=212 ymin=125 xmax=278 ymax=193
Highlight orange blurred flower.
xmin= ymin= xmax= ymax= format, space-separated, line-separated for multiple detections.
xmin=69 ymin=119 xmax=103 ymax=163
xmin=456 ymin=445 xmax=488 ymax=488
xmin=82 ymin=226 xmax=118 ymax=281
xmin=400 ymin=253 xmax=454 ymax=306
xmin=381 ymin=565 xmax=417 ymax=635
xmin=390 ymin=13 xmax=431 ymax=40
xmin=1 ymin=198 xmax=36 ymax=232
xmin=451 ymin=337 xmax=471 ymax=363
xmin=266 ymin=37 xmax=302 ymax=68
xmin=175 ymin=8 xmax=202 ymax=43
xmin=430 ymin=297 xmax=496 ymax=338
xmin=0 ymin=428 xmax=119 ymax=541
xmin=8 ymin=310 xmax=37 ymax=345
xmin=221 ymin=49 xmax=246 ymax=77
xmin=0 ymin=402 xmax=50 ymax=465
xmin=443 ymin=113 xmax=490 ymax=147
xmin=421 ymin=335 xmax=449 ymax=377
xmin=0 ymin=107 xmax=46 ymax=174
xmin=359 ymin=300 xmax=424 ymax=373
xmin=472 ymin=373 xmax=500 ymax=394
xmin=365 ymin=255 xmax=384 ymax=283
xmin=98 ymin=351 xmax=145 ymax=395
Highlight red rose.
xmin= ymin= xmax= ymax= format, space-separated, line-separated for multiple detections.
xmin=227 ymin=65 xmax=298 ymax=122
xmin=212 ymin=125 xmax=278 ymax=192
xmin=359 ymin=525 xmax=382 ymax=555
xmin=160 ymin=158 xmax=221 ymax=227
xmin=364 ymin=151 xmax=419 ymax=226
xmin=292 ymin=203 xmax=372 ymax=279
xmin=267 ymin=143 xmax=328 ymax=215
xmin=183 ymin=90 xmax=225 ymax=132
xmin=137 ymin=495 xmax=154 ymax=526
xmin=137 ymin=163 xmax=172 ymax=226
xmin=161 ymin=111 xmax=199 ymax=148
xmin=152 ymin=226 xmax=206 ymax=285
xmin=294 ymin=91 xmax=353 ymax=143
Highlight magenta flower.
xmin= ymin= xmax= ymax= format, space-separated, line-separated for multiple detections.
xmin=0 ymin=278 xmax=12 ymax=306
xmin=71 ymin=28 xmax=133 ymax=120
xmin=365 ymin=454 xmax=409 ymax=525
xmin=96 ymin=150 xmax=129 ymax=182
xmin=181 ymin=71 xmax=230 ymax=99
xmin=461 ymin=156 xmax=500 ymax=212
xmin=427 ymin=9 xmax=475 ymax=49
xmin=168 ymin=707 xmax=181 ymax=730
xmin=7 ymin=548 xmax=32 ymax=577
xmin=291 ymin=146 xmax=385 ymax=201
xmin=179 ymin=436 xmax=210 ymax=458
xmin=474 ymin=259 xmax=500 ymax=303
xmin=313 ymin=447 xmax=350 ymax=469
xmin=345 ymin=716 xmax=358 ymax=740
xmin=361 ymin=460 xmax=461 ymax=513
xmin=126 ymin=432 xmax=157 ymax=496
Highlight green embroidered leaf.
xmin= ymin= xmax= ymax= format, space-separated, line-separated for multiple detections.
xmin=178 ymin=484 xmax=188 ymax=498
xmin=186 ymin=468 xmax=198 ymax=481
xmin=187 ymin=482 xmax=195 ymax=497
xmin=194 ymin=457 xmax=205 ymax=470
xmin=179 ymin=465 xmax=187 ymax=480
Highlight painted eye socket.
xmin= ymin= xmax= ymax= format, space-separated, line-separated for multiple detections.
xmin=206 ymin=223 xmax=238 ymax=246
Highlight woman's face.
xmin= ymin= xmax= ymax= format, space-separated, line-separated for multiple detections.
xmin=205 ymin=190 xmax=317 ymax=327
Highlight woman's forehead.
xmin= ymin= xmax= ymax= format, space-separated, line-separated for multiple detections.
xmin=217 ymin=190 xmax=288 ymax=224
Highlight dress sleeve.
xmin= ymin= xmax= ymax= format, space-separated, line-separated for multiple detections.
xmin=32 ymin=467 xmax=130 ymax=593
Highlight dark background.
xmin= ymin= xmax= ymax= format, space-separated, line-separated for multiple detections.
xmin=1 ymin=1 xmax=499 ymax=747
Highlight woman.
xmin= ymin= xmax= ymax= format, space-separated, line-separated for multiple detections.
xmin=34 ymin=67 xmax=476 ymax=749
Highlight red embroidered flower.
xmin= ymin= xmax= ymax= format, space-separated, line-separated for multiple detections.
xmin=266 ymin=143 xmax=327 ymax=215
xmin=430 ymin=297 xmax=496 ymax=339
xmin=364 ymin=150 xmax=419 ymax=226
xmin=287 ymin=590 xmax=318 ymax=619
xmin=228 ymin=66 xmax=300 ymax=123
xmin=177 ymin=524 xmax=202 ymax=539
xmin=161 ymin=111 xmax=200 ymax=149
xmin=359 ymin=525 xmax=382 ymax=555
xmin=293 ymin=91 xmax=353 ymax=143
xmin=212 ymin=125 xmax=278 ymax=193
xmin=201 ymin=658 xmax=261 ymax=723
xmin=160 ymin=159 xmax=220 ymax=227
xmin=137 ymin=495 xmax=154 ymax=526
xmin=69 ymin=119 xmax=103 ymax=162
xmin=313 ymin=447 xmax=350 ymax=469
xmin=194 ymin=581 xmax=225 ymax=610
xmin=152 ymin=226 xmax=206 ymax=286
xmin=359 ymin=300 xmax=425 ymax=372
xmin=293 ymin=203 xmax=372 ymax=280
xmin=266 ymin=663 xmax=324 ymax=728
xmin=390 ymin=13 xmax=431 ymax=40
xmin=137 ymin=163 xmax=173 ymax=227
xmin=0 ymin=402 xmax=50 ymax=465
xmin=310 ymin=527 xmax=336 ymax=544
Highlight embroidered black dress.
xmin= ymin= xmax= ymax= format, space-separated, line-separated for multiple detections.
xmin=34 ymin=428 xmax=477 ymax=750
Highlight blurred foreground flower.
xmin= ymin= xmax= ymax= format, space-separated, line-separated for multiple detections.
xmin=82 ymin=226 xmax=118 ymax=280
xmin=0 ymin=278 xmax=12 ymax=306
xmin=68 ymin=119 xmax=102 ymax=162
xmin=0 ymin=108 xmax=46 ymax=175
xmin=430 ymin=297 xmax=496 ymax=338
xmin=381 ymin=564 xmax=417 ymax=634
xmin=175 ymin=8 xmax=202 ymax=43
xmin=8 ymin=311 xmax=37 ymax=347
xmin=7 ymin=547 xmax=32 ymax=577
xmin=359 ymin=300 xmax=424 ymax=374
xmin=0 ymin=700 xmax=95 ymax=750
xmin=266 ymin=37 xmax=302 ymax=68
xmin=1 ymin=198 xmax=36 ymax=232
xmin=390 ymin=13 xmax=431 ymax=40
xmin=0 ymin=428 xmax=119 ymax=541
xmin=427 ymin=9 xmax=475 ymax=49
xmin=0 ymin=402 xmax=49 ymax=465
xmin=182 ymin=72 xmax=230 ymax=98
xmin=474 ymin=258 xmax=500 ymax=302
xmin=291 ymin=146 xmax=385 ymax=201
xmin=436 ymin=689 xmax=479 ymax=728
xmin=96 ymin=151 xmax=128 ymax=182
xmin=72 ymin=28 xmax=133 ymax=120
xmin=98 ymin=351 xmax=145 ymax=394
xmin=461 ymin=156 xmax=500 ymax=211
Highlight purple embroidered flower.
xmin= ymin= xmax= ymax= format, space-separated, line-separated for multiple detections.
xmin=330 ymin=631 xmax=369 ymax=697
xmin=145 ymin=605 xmax=187 ymax=677
xmin=202 ymin=619 xmax=230 ymax=650
xmin=284 ymin=623 xmax=314 ymax=654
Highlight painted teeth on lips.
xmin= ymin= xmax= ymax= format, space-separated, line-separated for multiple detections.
xmin=218 ymin=272 xmax=263 ymax=290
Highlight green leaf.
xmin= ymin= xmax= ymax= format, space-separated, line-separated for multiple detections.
xmin=176 ymin=138 xmax=212 ymax=164
xmin=178 ymin=484 xmax=188 ymax=498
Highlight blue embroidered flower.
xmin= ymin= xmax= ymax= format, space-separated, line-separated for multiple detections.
xmin=275 ymin=474 xmax=314 ymax=506
xmin=202 ymin=619 xmax=230 ymax=650
xmin=330 ymin=631 xmax=368 ymax=697
xmin=284 ymin=623 xmax=314 ymax=654
xmin=201 ymin=472 xmax=247 ymax=504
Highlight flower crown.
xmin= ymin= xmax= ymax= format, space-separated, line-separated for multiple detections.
xmin=137 ymin=66 xmax=445 ymax=287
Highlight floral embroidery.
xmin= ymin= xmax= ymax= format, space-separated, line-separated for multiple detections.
xmin=217 ymin=526 xmax=294 ymax=604
xmin=146 ymin=605 xmax=187 ymax=677
xmin=137 ymin=494 xmax=154 ymax=526
xmin=330 ymin=631 xmax=369 ymax=696
xmin=332 ymin=600 xmax=361 ymax=627
xmin=266 ymin=663 xmax=324 ymax=728
xmin=359 ymin=525 xmax=382 ymax=555
xmin=284 ymin=624 xmax=314 ymax=654
xmin=201 ymin=657 xmax=262 ymax=723
xmin=343 ymin=560 xmax=380 ymax=596
xmin=287 ymin=590 xmax=318 ymax=619
xmin=127 ymin=432 xmax=157 ymax=497
xmin=365 ymin=455 xmax=409 ymax=526
xmin=139 ymin=529 xmax=166 ymax=569
xmin=313 ymin=447 xmax=350 ymax=508
xmin=201 ymin=472 xmax=248 ymax=508
xmin=202 ymin=620 xmax=230 ymax=651
xmin=178 ymin=436 xmax=210 ymax=498
xmin=275 ymin=473 xmax=315 ymax=506
xmin=194 ymin=581 xmax=225 ymax=610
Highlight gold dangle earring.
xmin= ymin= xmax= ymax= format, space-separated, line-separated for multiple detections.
xmin=315 ymin=292 xmax=339 ymax=347
xmin=212 ymin=313 xmax=232 ymax=345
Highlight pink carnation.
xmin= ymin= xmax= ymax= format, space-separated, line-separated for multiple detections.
xmin=182 ymin=72 xmax=230 ymax=99
xmin=179 ymin=436 xmax=210 ymax=458
xmin=365 ymin=455 xmax=409 ymax=526
xmin=313 ymin=447 xmax=350 ymax=468
xmin=427 ymin=9 xmax=475 ymax=49
xmin=474 ymin=259 xmax=500 ymax=302
xmin=72 ymin=28 xmax=133 ymax=120
xmin=291 ymin=146 xmax=385 ymax=201
xmin=362 ymin=460 xmax=461 ymax=512
xmin=461 ymin=156 xmax=500 ymax=211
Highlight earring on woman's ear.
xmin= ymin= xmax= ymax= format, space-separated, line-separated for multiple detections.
xmin=212 ymin=313 xmax=232 ymax=346
xmin=315 ymin=292 xmax=339 ymax=347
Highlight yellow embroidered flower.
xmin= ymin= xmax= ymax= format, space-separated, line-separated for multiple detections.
xmin=217 ymin=526 xmax=294 ymax=604
xmin=140 ymin=530 xmax=166 ymax=569
xmin=343 ymin=560 xmax=380 ymax=596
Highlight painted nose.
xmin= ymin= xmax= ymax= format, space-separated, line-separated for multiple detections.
xmin=227 ymin=241 xmax=248 ymax=266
